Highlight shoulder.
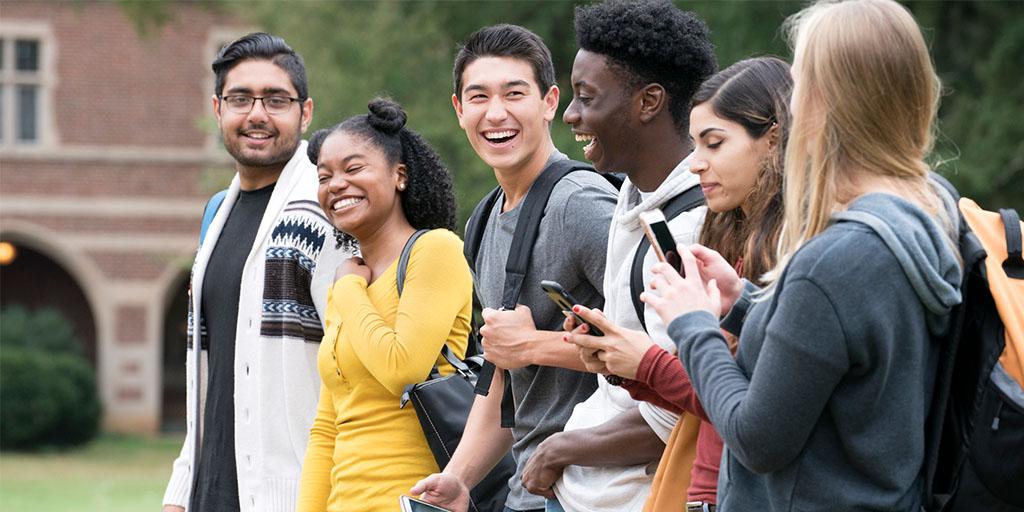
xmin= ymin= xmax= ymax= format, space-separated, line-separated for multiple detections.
xmin=555 ymin=169 xmax=619 ymax=198
xmin=549 ymin=170 xmax=617 ymax=222
xmin=410 ymin=229 xmax=466 ymax=264
xmin=786 ymin=222 xmax=897 ymax=290
xmin=416 ymin=228 xmax=463 ymax=250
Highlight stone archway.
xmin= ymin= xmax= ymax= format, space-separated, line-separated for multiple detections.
xmin=160 ymin=270 xmax=190 ymax=432
xmin=0 ymin=235 xmax=98 ymax=365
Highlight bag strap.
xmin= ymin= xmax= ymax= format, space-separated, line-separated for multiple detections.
xmin=198 ymin=189 xmax=228 ymax=247
xmin=397 ymin=229 xmax=430 ymax=296
xmin=629 ymin=184 xmax=705 ymax=332
xmin=396 ymin=229 xmax=469 ymax=376
xmin=466 ymin=158 xmax=598 ymax=428
xmin=999 ymin=208 xmax=1024 ymax=279
xmin=500 ymin=158 xmax=592 ymax=308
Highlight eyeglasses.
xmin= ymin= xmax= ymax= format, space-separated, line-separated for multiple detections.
xmin=220 ymin=95 xmax=300 ymax=115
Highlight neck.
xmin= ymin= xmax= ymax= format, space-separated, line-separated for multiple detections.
xmin=494 ymin=139 xmax=557 ymax=211
xmin=628 ymin=123 xmax=692 ymax=192
xmin=238 ymin=163 xmax=287 ymax=191
xmin=356 ymin=211 xmax=416 ymax=279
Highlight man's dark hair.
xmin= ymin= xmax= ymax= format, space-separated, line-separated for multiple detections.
xmin=574 ymin=0 xmax=717 ymax=129
xmin=307 ymin=98 xmax=458 ymax=251
xmin=212 ymin=32 xmax=309 ymax=101
xmin=452 ymin=24 xmax=556 ymax=99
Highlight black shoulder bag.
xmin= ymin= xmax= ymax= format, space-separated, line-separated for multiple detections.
xmin=397 ymin=230 xmax=516 ymax=512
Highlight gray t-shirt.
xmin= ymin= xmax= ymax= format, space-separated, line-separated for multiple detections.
xmin=473 ymin=152 xmax=618 ymax=510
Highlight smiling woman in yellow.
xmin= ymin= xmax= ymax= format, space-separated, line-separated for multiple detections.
xmin=297 ymin=98 xmax=470 ymax=512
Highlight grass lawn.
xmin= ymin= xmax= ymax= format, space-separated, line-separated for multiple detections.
xmin=0 ymin=434 xmax=184 ymax=512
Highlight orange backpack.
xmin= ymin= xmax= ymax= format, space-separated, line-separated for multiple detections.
xmin=925 ymin=184 xmax=1024 ymax=511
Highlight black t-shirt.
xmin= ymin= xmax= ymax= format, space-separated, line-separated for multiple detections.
xmin=191 ymin=183 xmax=274 ymax=512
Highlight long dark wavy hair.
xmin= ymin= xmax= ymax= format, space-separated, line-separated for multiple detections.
xmin=307 ymin=98 xmax=457 ymax=250
xmin=694 ymin=57 xmax=792 ymax=283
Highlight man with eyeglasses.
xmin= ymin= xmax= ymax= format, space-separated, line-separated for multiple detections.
xmin=162 ymin=32 xmax=347 ymax=512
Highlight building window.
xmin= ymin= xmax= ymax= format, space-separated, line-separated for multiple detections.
xmin=0 ymin=34 xmax=47 ymax=147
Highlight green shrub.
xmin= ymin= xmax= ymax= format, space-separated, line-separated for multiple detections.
xmin=0 ymin=305 xmax=82 ymax=356
xmin=0 ymin=307 xmax=100 ymax=450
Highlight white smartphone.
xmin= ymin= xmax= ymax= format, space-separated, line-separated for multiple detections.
xmin=639 ymin=209 xmax=683 ymax=275
xmin=399 ymin=495 xmax=452 ymax=512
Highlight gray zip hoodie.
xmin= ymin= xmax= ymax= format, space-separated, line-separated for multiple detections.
xmin=668 ymin=192 xmax=962 ymax=511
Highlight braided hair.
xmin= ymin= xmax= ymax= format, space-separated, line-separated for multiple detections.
xmin=307 ymin=98 xmax=457 ymax=250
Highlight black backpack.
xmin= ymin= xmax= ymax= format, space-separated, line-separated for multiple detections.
xmin=924 ymin=176 xmax=1024 ymax=511
xmin=463 ymin=158 xmax=702 ymax=425
xmin=462 ymin=159 xmax=616 ymax=428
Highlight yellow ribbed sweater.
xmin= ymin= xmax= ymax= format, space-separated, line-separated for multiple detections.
xmin=297 ymin=229 xmax=471 ymax=512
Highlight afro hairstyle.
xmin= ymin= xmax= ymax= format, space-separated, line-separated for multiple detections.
xmin=574 ymin=0 xmax=717 ymax=129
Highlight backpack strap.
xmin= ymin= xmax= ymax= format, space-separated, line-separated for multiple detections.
xmin=466 ymin=158 xmax=599 ymax=428
xmin=500 ymin=158 xmax=590 ymax=309
xmin=198 ymin=189 xmax=228 ymax=248
xmin=999 ymin=208 xmax=1024 ymax=279
xmin=629 ymin=184 xmax=705 ymax=332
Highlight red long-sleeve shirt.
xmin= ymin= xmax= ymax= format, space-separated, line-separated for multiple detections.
xmin=621 ymin=345 xmax=723 ymax=503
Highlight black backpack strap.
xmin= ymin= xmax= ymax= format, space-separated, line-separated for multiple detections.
xmin=464 ymin=186 xmax=503 ymax=272
xmin=469 ymin=158 xmax=597 ymax=428
xmin=500 ymin=158 xmax=589 ymax=308
xmin=629 ymin=184 xmax=705 ymax=332
xmin=999 ymin=208 xmax=1024 ymax=279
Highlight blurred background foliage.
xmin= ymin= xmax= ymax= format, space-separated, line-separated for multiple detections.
xmin=125 ymin=0 xmax=1024 ymax=221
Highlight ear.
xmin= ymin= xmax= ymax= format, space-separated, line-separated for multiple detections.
xmin=542 ymin=85 xmax=560 ymax=123
xmin=637 ymin=84 xmax=666 ymax=124
xmin=394 ymin=163 xmax=408 ymax=189
xmin=212 ymin=95 xmax=223 ymax=123
xmin=452 ymin=94 xmax=466 ymax=130
xmin=766 ymin=122 xmax=781 ymax=149
xmin=300 ymin=98 xmax=314 ymax=133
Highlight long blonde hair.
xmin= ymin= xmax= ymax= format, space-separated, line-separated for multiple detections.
xmin=765 ymin=0 xmax=947 ymax=286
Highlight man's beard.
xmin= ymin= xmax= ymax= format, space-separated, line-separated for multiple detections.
xmin=224 ymin=123 xmax=300 ymax=169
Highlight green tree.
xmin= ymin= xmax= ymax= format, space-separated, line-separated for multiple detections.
xmin=123 ymin=0 xmax=1023 ymax=217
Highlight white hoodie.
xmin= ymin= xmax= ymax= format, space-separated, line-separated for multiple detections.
xmin=554 ymin=158 xmax=706 ymax=512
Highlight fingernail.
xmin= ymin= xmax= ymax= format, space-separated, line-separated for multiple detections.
xmin=572 ymin=305 xmax=580 ymax=313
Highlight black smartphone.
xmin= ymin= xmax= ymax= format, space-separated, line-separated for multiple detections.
xmin=540 ymin=280 xmax=605 ymax=336
xmin=639 ymin=209 xmax=684 ymax=276
xmin=399 ymin=495 xmax=452 ymax=512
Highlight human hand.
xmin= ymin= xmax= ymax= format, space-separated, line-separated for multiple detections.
xmin=521 ymin=433 xmax=569 ymax=499
xmin=409 ymin=473 xmax=470 ymax=512
xmin=687 ymin=244 xmax=742 ymax=316
xmin=162 ymin=506 xmax=185 ymax=512
xmin=564 ymin=306 xmax=654 ymax=380
xmin=642 ymin=246 xmax=722 ymax=327
xmin=562 ymin=312 xmax=578 ymax=332
xmin=335 ymin=256 xmax=371 ymax=283
xmin=479 ymin=305 xmax=537 ymax=369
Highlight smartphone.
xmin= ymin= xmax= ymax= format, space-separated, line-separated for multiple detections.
xmin=639 ymin=209 xmax=683 ymax=276
xmin=540 ymin=280 xmax=605 ymax=336
xmin=399 ymin=495 xmax=452 ymax=512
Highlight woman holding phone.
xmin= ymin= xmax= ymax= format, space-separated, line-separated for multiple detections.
xmin=297 ymin=98 xmax=471 ymax=512
xmin=643 ymin=0 xmax=962 ymax=509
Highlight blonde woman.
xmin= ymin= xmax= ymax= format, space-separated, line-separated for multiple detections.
xmin=643 ymin=0 xmax=962 ymax=509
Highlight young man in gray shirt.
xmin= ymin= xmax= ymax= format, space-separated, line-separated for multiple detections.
xmin=411 ymin=24 xmax=617 ymax=512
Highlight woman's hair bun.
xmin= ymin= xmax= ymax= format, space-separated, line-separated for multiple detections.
xmin=366 ymin=98 xmax=407 ymax=135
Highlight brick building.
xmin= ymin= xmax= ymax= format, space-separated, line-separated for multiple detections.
xmin=0 ymin=2 xmax=252 ymax=432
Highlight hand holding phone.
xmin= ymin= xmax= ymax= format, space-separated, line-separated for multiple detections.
xmin=639 ymin=209 xmax=683 ymax=276
xmin=540 ymin=280 xmax=605 ymax=337
xmin=400 ymin=495 xmax=452 ymax=512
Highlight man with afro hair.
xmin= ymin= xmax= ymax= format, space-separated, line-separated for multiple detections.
xmin=519 ymin=1 xmax=717 ymax=511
